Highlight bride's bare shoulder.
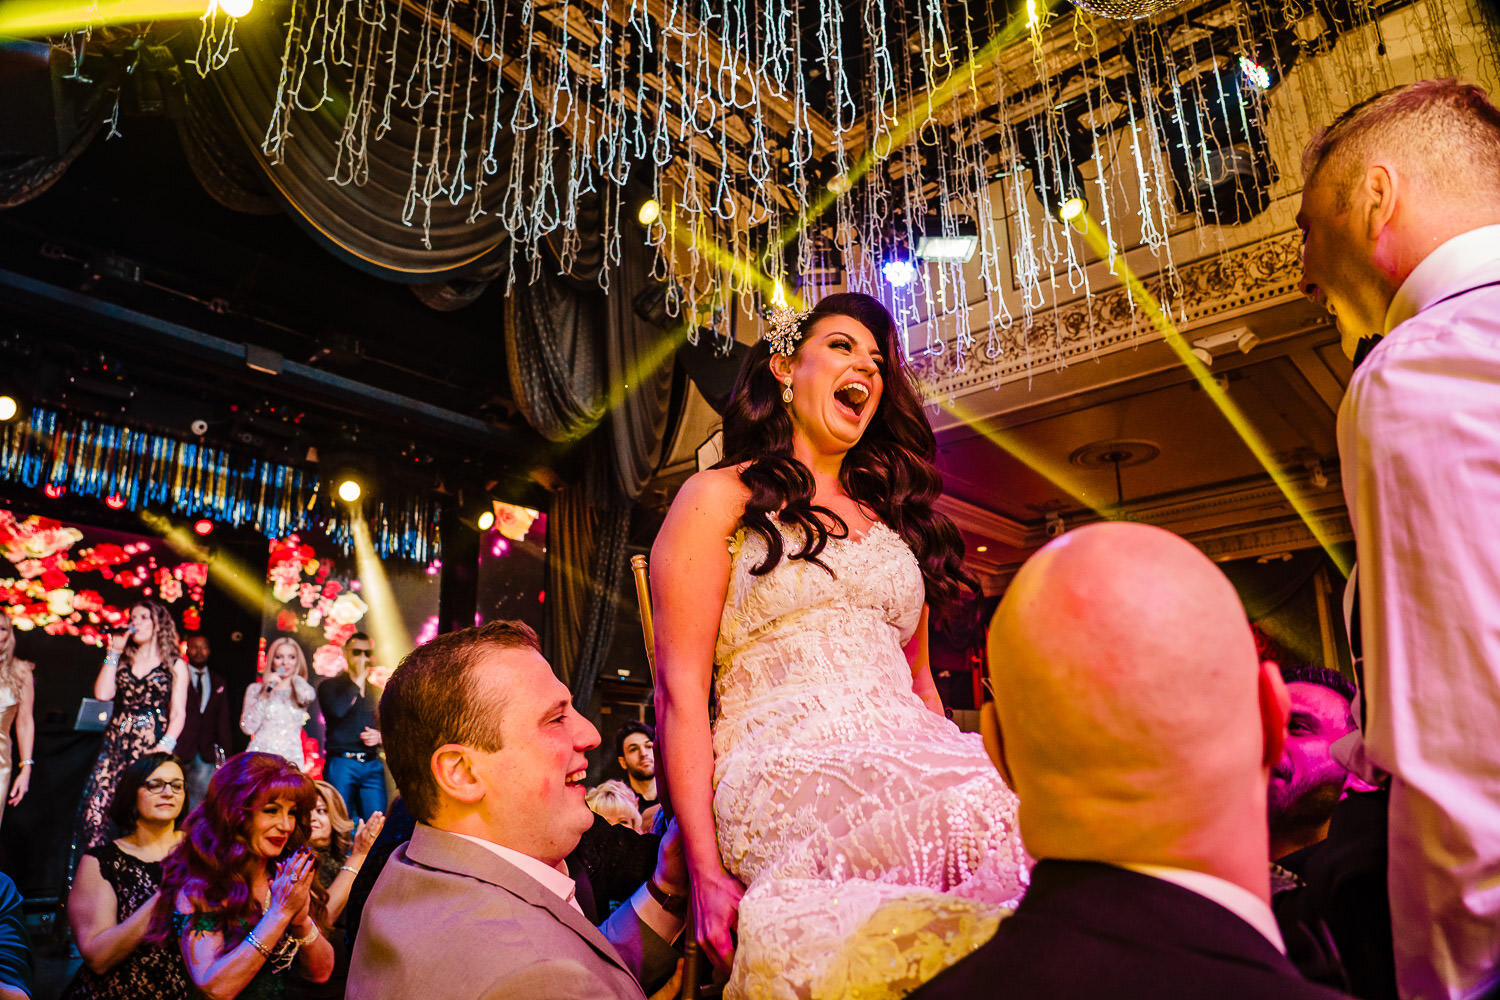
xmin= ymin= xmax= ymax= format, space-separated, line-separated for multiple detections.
xmin=671 ymin=465 xmax=750 ymax=518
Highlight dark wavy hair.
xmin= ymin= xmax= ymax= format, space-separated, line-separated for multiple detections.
xmin=149 ymin=752 xmax=326 ymax=947
xmin=124 ymin=600 xmax=181 ymax=675
xmin=108 ymin=752 xmax=187 ymax=833
xmin=720 ymin=292 xmax=980 ymax=626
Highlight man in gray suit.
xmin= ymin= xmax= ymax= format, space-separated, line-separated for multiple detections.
xmin=348 ymin=620 xmax=685 ymax=1000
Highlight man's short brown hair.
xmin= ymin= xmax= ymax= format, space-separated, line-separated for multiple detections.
xmin=379 ymin=619 xmax=543 ymax=823
xmin=1302 ymin=78 xmax=1500 ymax=206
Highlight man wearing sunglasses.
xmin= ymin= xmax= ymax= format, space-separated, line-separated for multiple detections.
xmin=319 ymin=633 xmax=387 ymax=822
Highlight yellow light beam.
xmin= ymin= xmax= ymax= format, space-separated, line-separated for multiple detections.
xmin=1071 ymin=210 xmax=1351 ymax=576
xmin=936 ymin=396 xmax=1114 ymax=519
xmin=138 ymin=511 xmax=268 ymax=614
xmin=0 ymin=0 xmax=211 ymax=34
xmin=349 ymin=507 xmax=413 ymax=668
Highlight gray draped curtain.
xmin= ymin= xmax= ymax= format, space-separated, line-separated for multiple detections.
xmin=509 ymin=209 xmax=674 ymax=703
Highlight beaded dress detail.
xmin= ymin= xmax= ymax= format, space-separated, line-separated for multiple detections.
xmin=712 ymin=519 xmax=1030 ymax=999
xmin=74 ymin=664 xmax=172 ymax=854
xmin=241 ymin=677 xmax=314 ymax=770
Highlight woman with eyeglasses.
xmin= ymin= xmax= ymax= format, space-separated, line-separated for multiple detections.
xmin=62 ymin=752 xmax=190 ymax=1000
xmin=148 ymin=752 xmax=333 ymax=1000
xmin=242 ymin=638 xmax=316 ymax=771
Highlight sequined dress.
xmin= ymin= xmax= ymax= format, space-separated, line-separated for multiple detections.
xmin=61 ymin=842 xmax=190 ymax=1000
xmin=712 ymin=520 xmax=1030 ymax=999
xmin=241 ymin=678 xmax=314 ymax=771
xmin=74 ymin=663 xmax=173 ymax=854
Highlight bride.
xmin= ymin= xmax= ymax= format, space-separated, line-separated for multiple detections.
xmin=651 ymin=292 xmax=1030 ymax=999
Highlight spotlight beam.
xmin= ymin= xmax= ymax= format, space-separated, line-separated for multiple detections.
xmin=0 ymin=0 xmax=213 ymax=34
xmin=138 ymin=511 xmax=267 ymax=615
xmin=349 ymin=506 xmax=413 ymax=668
xmin=935 ymin=398 xmax=1114 ymax=519
xmin=1071 ymin=210 xmax=1351 ymax=576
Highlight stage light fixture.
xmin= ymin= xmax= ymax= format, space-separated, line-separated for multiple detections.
xmin=105 ymin=494 xmax=126 ymax=510
xmin=1032 ymin=159 xmax=1089 ymax=222
xmin=477 ymin=509 xmax=496 ymax=532
xmin=915 ymin=216 xmax=979 ymax=263
xmin=216 ymin=0 xmax=253 ymax=16
xmin=43 ymin=484 xmax=65 ymax=499
xmin=637 ymin=199 xmax=661 ymax=226
xmin=337 ymin=479 xmax=362 ymax=503
xmin=881 ymin=256 xmax=918 ymax=288
xmin=193 ymin=519 xmax=215 ymax=536
xmin=0 ymin=396 xmax=16 ymax=421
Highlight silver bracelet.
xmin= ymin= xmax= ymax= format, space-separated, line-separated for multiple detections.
xmin=245 ymin=930 xmax=275 ymax=959
xmin=339 ymin=865 xmax=360 ymax=876
xmin=18 ymin=759 xmax=33 ymax=768
xmin=158 ymin=736 xmax=178 ymax=752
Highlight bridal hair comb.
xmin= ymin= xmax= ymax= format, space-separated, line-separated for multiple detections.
xmin=763 ymin=306 xmax=811 ymax=356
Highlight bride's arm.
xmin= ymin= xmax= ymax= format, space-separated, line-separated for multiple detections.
xmin=905 ymin=605 xmax=947 ymax=717
xmin=651 ymin=468 xmax=746 ymax=975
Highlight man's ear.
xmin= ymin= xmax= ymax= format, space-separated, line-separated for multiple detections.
xmin=617 ymin=755 xmax=627 ymax=772
xmin=431 ymin=745 xmax=484 ymax=805
xmin=1361 ymin=164 xmax=1399 ymax=241
xmin=1257 ymin=660 xmax=1290 ymax=768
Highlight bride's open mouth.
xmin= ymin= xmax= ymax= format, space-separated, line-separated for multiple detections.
xmin=834 ymin=382 xmax=869 ymax=419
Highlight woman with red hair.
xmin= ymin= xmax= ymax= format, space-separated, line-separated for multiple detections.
xmin=150 ymin=752 xmax=333 ymax=999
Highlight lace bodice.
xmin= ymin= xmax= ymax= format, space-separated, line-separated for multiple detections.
xmin=713 ymin=521 xmax=924 ymax=763
xmin=708 ymin=517 xmax=1029 ymax=999
xmin=116 ymin=661 xmax=173 ymax=718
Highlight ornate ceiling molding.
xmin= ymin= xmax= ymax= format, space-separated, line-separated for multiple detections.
xmin=915 ymin=229 xmax=1304 ymax=399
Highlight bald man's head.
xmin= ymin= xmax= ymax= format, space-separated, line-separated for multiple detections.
xmin=987 ymin=523 xmax=1287 ymax=877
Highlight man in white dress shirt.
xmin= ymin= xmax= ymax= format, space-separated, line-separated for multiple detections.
xmin=348 ymin=619 xmax=684 ymax=1000
xmin=1298 ymin=78 xmax=1500 ymax=1000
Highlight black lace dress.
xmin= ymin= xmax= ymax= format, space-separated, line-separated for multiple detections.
xmin=61 ymin=843 xmax=190 ymax=1000
xmin=73 ymin=663 xmax=174 ymax=859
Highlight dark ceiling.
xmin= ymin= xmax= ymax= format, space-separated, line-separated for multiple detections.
xmin=0 ymin=112 xmax=563 ymax=502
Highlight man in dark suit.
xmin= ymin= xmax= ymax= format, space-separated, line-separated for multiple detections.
xmin=912 ymin=523 xmax=1350 ymax=1000
xmin=348 ymin=620 xmax=684 ymax=1000
xmin=178 ymin=632 xmax=230 ymax=809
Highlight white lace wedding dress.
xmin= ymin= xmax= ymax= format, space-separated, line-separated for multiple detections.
xmin=712 ymin=519 xmax=1030 ymax=999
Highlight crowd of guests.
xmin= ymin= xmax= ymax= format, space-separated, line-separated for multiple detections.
xmin=50 ymin=612 xmax=387 ymax=887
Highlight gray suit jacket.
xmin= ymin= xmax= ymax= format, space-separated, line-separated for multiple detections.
xmin=347 ymin=824 xmax=673 ymax=1000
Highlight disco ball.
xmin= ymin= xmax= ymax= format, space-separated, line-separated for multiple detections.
xmin=1069 ymin=0 xmax=1193 ymax=19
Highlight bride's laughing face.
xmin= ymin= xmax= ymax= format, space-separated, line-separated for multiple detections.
xmin=771 ymin=314 xmax=885 ymax=455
